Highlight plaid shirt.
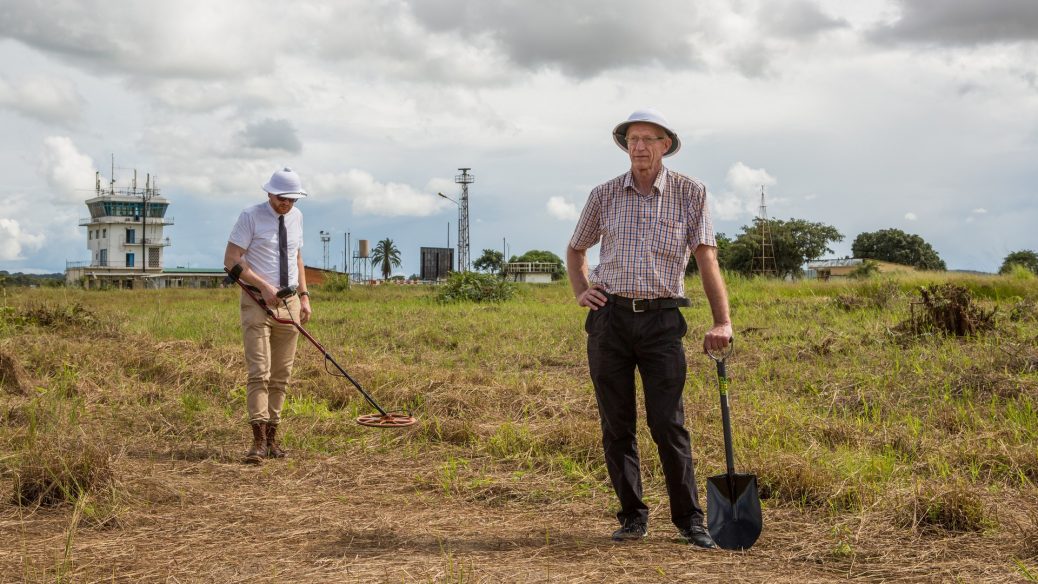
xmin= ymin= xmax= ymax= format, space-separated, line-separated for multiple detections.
xmin=569 ymin=167 xmax=715 ymax=299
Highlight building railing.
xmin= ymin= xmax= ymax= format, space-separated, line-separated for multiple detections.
xmin=116 ymin=236 xmax=172 ymax=248
xmin=503 ymin=262 xmax=561 ymax=274
xmin=79 ymin=216 xmax=174 ymax=226
xmin=66 ymin=260 xmax=163 ymax=270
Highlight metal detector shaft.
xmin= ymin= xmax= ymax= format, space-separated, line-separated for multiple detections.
xmin=224 ymin=268 xmax=389 ymax=417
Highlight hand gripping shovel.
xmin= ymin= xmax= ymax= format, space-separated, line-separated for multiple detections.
xmin=706 ymin=341 xmax=763 ymax=550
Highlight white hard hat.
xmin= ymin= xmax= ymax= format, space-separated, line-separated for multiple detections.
xmin=612 ymin=108 xmax=681 ymax=157
xmin=262 ymin=167 xmax=308 ymax=199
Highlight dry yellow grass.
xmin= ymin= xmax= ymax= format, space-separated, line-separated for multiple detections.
xmin=1 ymin=276 xmax=1037 ymax=582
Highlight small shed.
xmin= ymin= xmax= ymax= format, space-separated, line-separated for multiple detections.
xmin=503 ymin=262 xmax=558 ymax=284
xmin=807 ymin=258 xmax=915 ymax=280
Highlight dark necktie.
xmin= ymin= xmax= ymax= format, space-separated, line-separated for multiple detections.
xmin=278 ymin=214 xmax=288 ymax=288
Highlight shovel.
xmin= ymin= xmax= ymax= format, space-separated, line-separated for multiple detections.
xmin=706 ymin=341 xmax=763 ymax=550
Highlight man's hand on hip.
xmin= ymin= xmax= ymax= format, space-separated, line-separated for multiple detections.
xmin=577 ymin=284 xmax=608 ymax=310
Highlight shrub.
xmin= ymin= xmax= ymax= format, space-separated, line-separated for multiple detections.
xmin=1006 ymin=263 xmax=1037 ymax=281
xmin=849 ymin=260 xmax=880 ymax=280
xmin=319 ymin=273 xmax=351 ymax=293
xmin=910 ymin=284 xmax=996 ymax=336
xmin=436 ymin=271 xmax=516 ymax=303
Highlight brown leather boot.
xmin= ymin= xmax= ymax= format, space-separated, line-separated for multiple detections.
xmin=244 ymin=422 xmax=267 ymax=464
xmin=266 ymin=423 xmax=286 ymax=459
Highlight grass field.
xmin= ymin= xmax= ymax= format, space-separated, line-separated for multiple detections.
xmin=1 ymin=272 xmax=1037 ymax=583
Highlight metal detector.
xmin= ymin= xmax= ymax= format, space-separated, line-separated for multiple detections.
xmin=224 ymin=267 xmax=416 ymax=428
xmin=705 ymin=340 xmax=762 ymax=550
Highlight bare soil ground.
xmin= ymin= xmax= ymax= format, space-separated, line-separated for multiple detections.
xmin=3 ymin=439 xmax=1031 ymax=583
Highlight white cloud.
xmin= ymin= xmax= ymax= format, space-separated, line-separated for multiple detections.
xmin=0 ymin=218 xmax=45 ymax=261
xmin=311 ymin=170 xmax=451 ymax=217
xmin=546 ymin=196 xmax=579 ymax=221
xmin=972 ymin=208 xmax=987 ymax=214
xmin=905 ymin=212 xmax=918 ymax=221
xmin=0 ymin=1 xmax=281 ymax=80
xmin=711 ymin=162 xmax=777 ymax=221
xmin=0 ymin=75 xmax=84 ymax=125
xmin=238 ymin=118 xmax=303 ymax=154
xmin=0 ymin=1 xmax=1036 ymax=275
xmin=39 ymin=136 xmax=96 ymax=203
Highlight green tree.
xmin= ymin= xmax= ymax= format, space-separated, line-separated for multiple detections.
xmin=511 ymin=250 xmax=565 ymax=280
xmin=851 ymin=228 xmax=946 ymax=270
xmin=473 ymin=249 xmax=505 ymax=275
xmin=686 ymin=233 xmax=732 ymax=274
xmin=999 ymin=250 xmax=1038 ymax=275
xmin=370 ymin=238 xmax=401 ymax=280
xmin=726 ymin=218 xmax=843 ymax=278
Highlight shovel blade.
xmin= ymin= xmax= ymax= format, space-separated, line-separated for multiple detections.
xmin=707 ymin=472 xmax=763 ymax=550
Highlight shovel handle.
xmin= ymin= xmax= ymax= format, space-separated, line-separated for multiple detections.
xmin=710 ymin=338 xmax=737 ymax=477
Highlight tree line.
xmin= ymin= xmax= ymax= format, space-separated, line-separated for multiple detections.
xmin=681 ymin=219 xmax=1034 ymax=278
xmin=466 ymin=220 xmax=1035 ymax=280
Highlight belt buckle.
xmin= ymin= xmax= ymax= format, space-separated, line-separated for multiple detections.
xmin=631 ymin=298 xmax=646 ymax=313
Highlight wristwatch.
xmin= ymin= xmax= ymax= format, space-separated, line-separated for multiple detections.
xmin=298 ymin=291 xmax=310 ymax=298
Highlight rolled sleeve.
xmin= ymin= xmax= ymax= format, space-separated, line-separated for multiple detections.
xmin=228 ymin=211 xmax=254 ymax=249
xmin=569 ymin=189 xmax=603 ymax=251
xmin=687 ymin=181 xmax=716 ymax=251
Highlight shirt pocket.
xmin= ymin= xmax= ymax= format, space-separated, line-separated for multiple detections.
xmin=652 ymin=218 xmax=686 ymax=260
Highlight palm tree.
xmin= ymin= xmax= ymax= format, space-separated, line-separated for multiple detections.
xmin=370 ymin=238 xmax=401 ymax=280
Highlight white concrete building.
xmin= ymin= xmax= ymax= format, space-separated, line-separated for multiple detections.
xmin=503 ymin=261 xmax=559 ymax=284
xmin=65 ymin=169 xmax=223 ymax=289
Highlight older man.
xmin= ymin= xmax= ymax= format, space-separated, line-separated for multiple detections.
xmin=567 ymin=109 xmax=733 ymax=548
xmin=224 ymin=167 xmax=313 ymax=465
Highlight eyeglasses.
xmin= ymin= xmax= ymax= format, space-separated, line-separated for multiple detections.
xmin=273 ymin=195 xmax=297 ymax=203
xmin=625 ymin=135 xmax=667 ymax=147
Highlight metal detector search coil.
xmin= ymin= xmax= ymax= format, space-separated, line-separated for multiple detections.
xmin=356 ymin=412 xmax=418 ymax=428
xmin=225 ymin=268 xmax=417 ymax=429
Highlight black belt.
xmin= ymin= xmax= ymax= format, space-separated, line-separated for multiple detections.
xmin=606 ymin=293 xmax=690 ymax=312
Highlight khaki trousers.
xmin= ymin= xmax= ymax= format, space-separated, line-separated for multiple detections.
xmin=240 ymin=292 xmax=300 ymax=425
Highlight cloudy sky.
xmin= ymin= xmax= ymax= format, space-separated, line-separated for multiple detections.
xmin=1 ymin=0 xmax=1036 ymax=275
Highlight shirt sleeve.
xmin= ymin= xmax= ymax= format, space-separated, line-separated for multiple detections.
xmin=569 ymin=189 xmax=603 ymax=251
xmin=687 ymin=181 xmax=716 ymax=250
xmin=228 ymin=211 xmax=254 ymax=250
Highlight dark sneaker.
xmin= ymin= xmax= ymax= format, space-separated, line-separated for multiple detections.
xmin=611 ymin=522 xmax=647 ymax=542
xmin=678 ymin=524 xmax=716 ymax=549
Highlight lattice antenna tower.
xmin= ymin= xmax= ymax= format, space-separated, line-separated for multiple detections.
xmin=752 ymin=185 xmax=778 ymax=277
xmin=454 ymin=168 xmax=474 ymax=272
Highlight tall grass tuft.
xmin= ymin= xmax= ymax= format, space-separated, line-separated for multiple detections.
xmin=12 ymin=428 xmax=115 ymax=508
xmin=897 ymin=481 xmax=992 ymax=533
xmin=0 ymin=349 xmax=31 ymax=395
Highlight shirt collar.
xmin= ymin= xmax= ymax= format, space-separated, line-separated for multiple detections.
xmin=264 ymin=199 xmax=290 ymax=219
xmin=623 ymin=166 xmax=669 ymax=196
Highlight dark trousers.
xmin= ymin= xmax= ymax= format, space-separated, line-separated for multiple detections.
xmin=585 ymin=303 xmax=704 ymax=529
